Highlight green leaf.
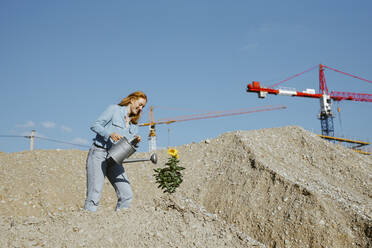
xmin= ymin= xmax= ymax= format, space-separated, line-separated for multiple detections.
xmin=153 ymin=155 xmax=185 ymax=194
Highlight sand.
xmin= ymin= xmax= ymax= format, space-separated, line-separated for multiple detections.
xmin=0 ymin=126 xmax=371 ymax=247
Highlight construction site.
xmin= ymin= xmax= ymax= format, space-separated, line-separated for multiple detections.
xmin=0 ymin=64 xmax=371 ymax=247
xmin=3 ymin=0 xmax=372 ymax=246
xmin=0 ymin=126 xmax=371 ymax=247
xmin=246 ymin=64 xmax=372 ymax=155
xmin=137 ymin=64 xmax=371 ymax=156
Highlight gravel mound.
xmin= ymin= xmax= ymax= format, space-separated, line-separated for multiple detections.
xmin=0 ymin=126 xmax=371 ymax=247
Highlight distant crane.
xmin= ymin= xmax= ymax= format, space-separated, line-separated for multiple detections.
xmin=246 ymin=64 xmax=372 ymax=153
xmin=140 ymin=105 xmax=287 ymax=152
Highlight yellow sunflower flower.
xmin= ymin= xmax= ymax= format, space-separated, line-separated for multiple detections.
xmin=168 ymin=148 xmax=178 ymax=158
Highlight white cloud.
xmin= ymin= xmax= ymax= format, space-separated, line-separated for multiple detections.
xmin=242 ymin=42 xmax=259 ymax=51
xmin=61 ymin=125 xmax=72 ymax=133
xmin=42 ymin=121 xmax=56 ymax=129
xmin=251 ymin=23 xmax=293 ymax=35
xmin=16 ymin=121 xmax=35 ymax=128
xmin=256 ymin=23 xmax=273 ymax=34
xmin=242 ymin=23 xmax=306 ymax=52
xmin=71 ymin=137 xmax=90 ymax=145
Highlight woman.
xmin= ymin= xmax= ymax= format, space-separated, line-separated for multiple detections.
xmin=84 ymin=91 xmax=147 ymax=212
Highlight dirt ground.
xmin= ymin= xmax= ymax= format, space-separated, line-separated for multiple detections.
xmin=0 ymin=126 xmax=371 ymax=247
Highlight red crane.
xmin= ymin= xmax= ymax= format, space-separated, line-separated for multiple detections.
xmin=247 ymin=64 xmax=372 ymax=138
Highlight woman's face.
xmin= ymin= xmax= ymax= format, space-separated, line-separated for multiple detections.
xmin=130 ymin=97 xmax=146 ymax=115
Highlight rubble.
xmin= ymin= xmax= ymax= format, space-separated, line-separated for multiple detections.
xmin=0 ymin=126 xmax=370 ymax=247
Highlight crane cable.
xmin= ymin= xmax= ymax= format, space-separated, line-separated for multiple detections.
xmin=0 ymin=134 xmax=90 ymax=148
xmin=267 ymin=64 xmax=372 ymax=90
xmin=0 ymin=135 xmax=26 ymax=138
xmin=156 ymin=105 xmax=285 ymax=123
xmin=33 ymin=136 xmax=90 ymax=148
xmin=268 ymin=65 xmax=318 ymax=88
xmin=322 ymin=65 xmax=372 ymax=84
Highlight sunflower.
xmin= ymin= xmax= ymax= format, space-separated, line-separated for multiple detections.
xmin=154 ymin=147 xmax=184 ymax=194
xmin=168 ymin=148 xmax=179 ymax=158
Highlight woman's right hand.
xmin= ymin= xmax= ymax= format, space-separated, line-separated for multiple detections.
xmin=110 ymin=133 xmax=123 ymax=142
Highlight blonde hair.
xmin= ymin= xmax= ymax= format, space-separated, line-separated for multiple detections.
xmin=118 ymin=91 xmax=147 ymax=124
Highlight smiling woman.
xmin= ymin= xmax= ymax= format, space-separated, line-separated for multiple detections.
xmin=84 ymin=91 xmax=147 ymax=212
xmin=117 ymin=91 xmax=148 ymax=125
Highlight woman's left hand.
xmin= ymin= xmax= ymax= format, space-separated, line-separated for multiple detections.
xmin=130 ymin=136 xmax=141 ymax=146
xmin=133 ymin=136 xmax=141 ymax=143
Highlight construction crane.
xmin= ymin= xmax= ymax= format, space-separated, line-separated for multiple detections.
xmin=140 ymin=105 xmax=287 ymax=152
xmin=246 ymin=64 xmax=372 ymax=153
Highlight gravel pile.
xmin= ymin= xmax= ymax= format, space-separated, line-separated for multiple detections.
xmin=0 ymin=126 xmax=371 ymax=247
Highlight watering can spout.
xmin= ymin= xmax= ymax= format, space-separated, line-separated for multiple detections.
xmin=122 ymin=153 xmax=157 ymax=164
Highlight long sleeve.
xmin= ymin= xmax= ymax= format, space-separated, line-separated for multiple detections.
xmin=90 ymin=105 xmax=116 ymax=142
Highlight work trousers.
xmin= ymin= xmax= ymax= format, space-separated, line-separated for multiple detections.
xmin=84 ymin=144 xmax=133 ymax=212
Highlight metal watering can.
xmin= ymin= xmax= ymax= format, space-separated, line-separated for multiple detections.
xmin=107 ymin=137 xmax=157 ymax=165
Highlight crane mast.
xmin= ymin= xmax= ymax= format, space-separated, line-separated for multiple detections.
xmin=318 ymin=64 xmax=334 ymax=136
xmin=246 ymin=64 xmax=372 ymax=150
xmin=148 ymin=106 xmax=157 ymax=152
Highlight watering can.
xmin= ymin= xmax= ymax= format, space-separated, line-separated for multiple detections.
xmin=107 ymin=136 xmax=157 ymax=165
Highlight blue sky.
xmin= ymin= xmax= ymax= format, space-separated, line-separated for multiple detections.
xmin=1 ymin=0 xmax=371 ymax=153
